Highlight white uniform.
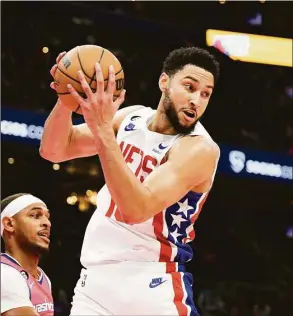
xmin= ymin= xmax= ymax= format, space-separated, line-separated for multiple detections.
xmin=71 ymin=107 xmax=219 ymax=316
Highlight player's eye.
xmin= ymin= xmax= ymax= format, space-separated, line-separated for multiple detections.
xmin=184 ymin=84 xmax=193 ymax=91
xmin=202 ymin=92 xmax=211 ymax=98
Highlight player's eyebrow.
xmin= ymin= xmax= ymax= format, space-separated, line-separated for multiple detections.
xmin=29 ymin=207 xmax=50 ymax=213
xmin=183 ymin=76 xmax=214 ymax=89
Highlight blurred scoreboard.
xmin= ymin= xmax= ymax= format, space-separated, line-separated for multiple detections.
xmin=206 ymin=29 xmax=292 ymax=67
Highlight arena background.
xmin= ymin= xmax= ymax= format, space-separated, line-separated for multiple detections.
xmin=1 ymin=1 xmax=292 ymax=315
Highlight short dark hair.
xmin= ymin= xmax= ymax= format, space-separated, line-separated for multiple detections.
xmin=162 ymin=47 xmax=220 ymax=82
xmin=1 ymin=193 xmax=29 ymax=213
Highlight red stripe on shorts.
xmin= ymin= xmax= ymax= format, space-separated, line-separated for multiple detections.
xmin=171 ymin=272 xmax=188 ymax=316
xmin=166 ymin=262 xmax=177 ymax=273
xmin=105 ymin=199 xmax=116 ymax=217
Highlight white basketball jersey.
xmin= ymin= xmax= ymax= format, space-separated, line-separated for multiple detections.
xmin=80 ymin=107 xmax=219 ymax=268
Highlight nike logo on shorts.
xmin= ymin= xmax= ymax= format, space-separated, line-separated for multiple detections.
xmin=149 ymin=277 xmax=167 ymax=288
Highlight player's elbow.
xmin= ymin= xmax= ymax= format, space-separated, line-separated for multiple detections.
xmin=118 ymin=206 xmax=151 ymax=225
xmin=39 ymin=147 xmax=65 ymax=163
xmin=117 ymin=190 xmax=155 ymax=224
xmin=121 ymin=217 xmax=145 ymax=225
xmin=119 ymin=212 xmax=147 ymax=225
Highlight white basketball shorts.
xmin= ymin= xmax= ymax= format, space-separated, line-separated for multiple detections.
xmin=70 ymin=262 xmax=199 ymax=315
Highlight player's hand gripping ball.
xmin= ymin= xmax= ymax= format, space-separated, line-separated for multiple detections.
xmin=50 ymin=45 xmax=125 ymax=115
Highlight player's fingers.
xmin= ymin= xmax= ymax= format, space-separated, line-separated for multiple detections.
xmin=95 ymin=63 xmax=104 ymax=96
xmin=56 ymin=51 xmax=66 ymax=64
xmin=113 ymin=89 xmax=126 ymax=108
xmin=50 ymin=65 xmax=58 ymax=78
xmin=106 ymin=65 xmax=116 ymax=96
xmin=67 ymin=84 xmax=86 ymax=106
xmin=50 ymin=82 xmax=57 ymax=90
xmin=77 ymin=70 xmax=93 ymax=100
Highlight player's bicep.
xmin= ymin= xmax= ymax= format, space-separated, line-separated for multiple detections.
xmin=67 ymin=123 xmax=98 ymax=159
xmin=143 ymin=160 xmax=193 ymax=212
xmin=2 ymin=307 xmax=39 ymax=316
xmin=143 ymin=138 xmax=219 ymax=218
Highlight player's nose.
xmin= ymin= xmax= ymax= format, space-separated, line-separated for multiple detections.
xmin=41 ymin=217 xmax=51 ymax=229
xmin=189 ymin=91 xmax=201 ymax=108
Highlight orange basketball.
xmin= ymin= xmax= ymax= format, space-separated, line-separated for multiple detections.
xmin=54 ymin=45 xmax=125 ymax=114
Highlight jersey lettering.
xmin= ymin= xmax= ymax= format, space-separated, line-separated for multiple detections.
xmin=108 ymin=142 xmax=158 ymax=222
xmin=140 ymin=155 xmax=158 ymax=182
xmin=120 ymin=141 xmax=131 ymax=157
xmin=120 ymin=142 xmax=158 ymax=180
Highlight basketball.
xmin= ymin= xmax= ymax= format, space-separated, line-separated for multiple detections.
xmin=54 ymin=45 xmax=125 ymax=114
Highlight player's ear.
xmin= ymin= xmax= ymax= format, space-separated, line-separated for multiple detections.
xmin=158 ymin=73 xmax=169 ymax=93
xmin=2 ymin=217 xmax=16 ymax=234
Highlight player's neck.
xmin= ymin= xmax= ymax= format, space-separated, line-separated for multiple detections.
xmin=6 ymin=247 xmax=40 ymax=278
xmin=149 ymin=103 xmax=177 ymax=135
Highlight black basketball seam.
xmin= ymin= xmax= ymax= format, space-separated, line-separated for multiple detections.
xmin=57 ymin=92 xmax=71 ymax=95
xmin=115 ymin=68 xmax=123 ymax=76
xmin=98 ymin=49 xmax=105 ymax=63
xmin=77 ymin=46 xmax=93 ymax=80
xmin=57 ymin=91 xmax=119 ymax=97
xmin=88 ymin=49 xmax=105 ymax=87
xmin=91 ymin=68 xmax=123 ymax=83
xmin=57 ymin=91 xmax=84 ymax=95
xmin=56 ymin=66 xmax=80 ymax=84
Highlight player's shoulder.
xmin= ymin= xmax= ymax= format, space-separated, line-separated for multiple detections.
xmin=177 ymin=122 xmax=220 ymax=158
xmin=174 ymin=135 xmax=220 ymax=162
xmin=1 ymin=263 xmax=28 ymax=286
xmin=113 ymin=105 xmax=149 ymax=133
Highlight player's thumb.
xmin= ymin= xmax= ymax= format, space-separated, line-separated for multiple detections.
xmin=114 ymin=89 xmax=126 ymax=108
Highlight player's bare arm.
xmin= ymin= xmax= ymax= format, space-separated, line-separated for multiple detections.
xmin=99 ymin=133 xmax=218 ymax=224
xmin=40 ymin=103 xmax=143 ymax=163
xmin=40 ymin=52 xmax=143 ymax=163
xmin=2 ymin=307 xmax=40 ymax=316
xmin=67 ymin=63 xmax=219 ymax=224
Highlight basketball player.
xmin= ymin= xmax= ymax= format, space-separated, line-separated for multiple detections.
xmin=40 ymin=47 xmax=220 ymax=315
xmin=1 ymin=193 xmax=54 ymax=316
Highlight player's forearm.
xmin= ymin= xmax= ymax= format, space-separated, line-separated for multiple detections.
xmin=96 ymin=129 xmax=152 ymax=224
xmin=39 ymin=99 xmax=73 ymax=162
xmin=2 ymin=307 xmax=40 ymax=316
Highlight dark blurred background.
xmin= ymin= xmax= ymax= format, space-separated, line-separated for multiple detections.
xmin=1 ymin=1 xmax=293 ymax=316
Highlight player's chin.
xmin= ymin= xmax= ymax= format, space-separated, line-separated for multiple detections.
xmin=36 ymin=237 xmax=50 ymax=251
xmin=37 ymin=243 xmax=50 ymax=253
xmin=179 ymin=117 xmax=195 ymax=127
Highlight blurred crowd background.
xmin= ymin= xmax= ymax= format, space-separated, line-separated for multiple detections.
xmin=1 ymin=2 xmax=293 ymax=316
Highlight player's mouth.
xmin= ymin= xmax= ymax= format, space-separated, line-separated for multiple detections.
xmin=182 ymin=109 xmax=196 ymax=122
xmin=37 ymin=230 xmax=50 ymax=243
